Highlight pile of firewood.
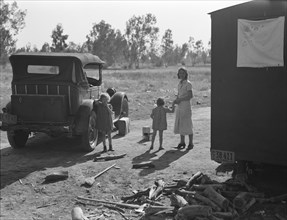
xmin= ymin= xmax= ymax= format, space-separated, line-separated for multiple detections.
xmin=76 ymin=171 xmax=287 ymax=220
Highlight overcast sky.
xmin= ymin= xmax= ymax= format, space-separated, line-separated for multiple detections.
xmin=13 ymin=0 xmax=248 ymax=49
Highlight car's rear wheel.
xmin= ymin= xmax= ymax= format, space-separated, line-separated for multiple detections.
xmin=7 ymin=130 xmax=29 ymax=149
xmin=81 ymin=111 xmax=98 ymax=152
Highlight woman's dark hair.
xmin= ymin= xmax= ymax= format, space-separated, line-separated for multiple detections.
xmin=106 ymin=87 xmax=116 ymax=97
xmin=177 ymin=67 xmax=188 ymax=80
xmin=156 ymin=98 xmax=165 ymax=106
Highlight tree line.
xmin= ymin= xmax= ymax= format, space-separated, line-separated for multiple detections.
xmin=1 ymin=0 xmax=211 ymax=68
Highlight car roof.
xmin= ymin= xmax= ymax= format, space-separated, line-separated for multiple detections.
xmin=9 ymin=52 xmax=105 ymax=66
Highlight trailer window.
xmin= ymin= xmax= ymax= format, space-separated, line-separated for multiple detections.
xmin=27 ymin=65 xmax=60 ymax=74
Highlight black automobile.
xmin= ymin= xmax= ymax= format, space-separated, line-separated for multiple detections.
xmin=0 ymin=52 xmax=128 ymax=151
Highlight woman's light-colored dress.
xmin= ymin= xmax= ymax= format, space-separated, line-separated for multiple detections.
xmin=174 ymin=80 xmax=193 ymax=135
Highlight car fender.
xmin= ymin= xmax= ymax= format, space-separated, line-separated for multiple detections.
xmin=109 ymin=92 xmax=128 ymax=119
xmin=73 ymin=99 xmax=95 ymax=134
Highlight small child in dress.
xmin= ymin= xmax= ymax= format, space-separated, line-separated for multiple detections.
xmin=95 ymin=93 xmax=114 ymax=152
xmin=150 ymin=97 xmax=175 ymax=151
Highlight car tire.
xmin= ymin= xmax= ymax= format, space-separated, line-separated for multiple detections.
xmin=121 ymin=98 xmax=129 ymax=117
xmin=81 ymin=111 xmax=98 ymax=152
xmin=7 ymin=130 xmax=29 ymax=149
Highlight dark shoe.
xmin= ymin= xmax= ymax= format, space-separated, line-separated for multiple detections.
xmin=108 ymin=146 xmax=114 ymax=151
xmin=158 ymin=147 xmax=164 ymax=151
xmin=102 ymin=146 xmax=107 ymax=152
xmin=187 ymin=144 xmax=194 ymax=150
xmin=176 ymin=143 xmax=186 ymax=149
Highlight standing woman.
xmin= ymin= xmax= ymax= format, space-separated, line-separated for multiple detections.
xmin=173 ymin=67 xmax=194 ymax=150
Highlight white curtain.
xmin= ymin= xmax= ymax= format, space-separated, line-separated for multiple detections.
xmin=237 ymin=16 xmax=285 ymax=68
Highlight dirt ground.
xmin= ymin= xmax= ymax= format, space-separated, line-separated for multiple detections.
xmin=0 ymin=106 xmax=286 ymax=220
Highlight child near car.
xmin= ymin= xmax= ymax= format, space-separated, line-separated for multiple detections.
xmin=95 ymin=93 xmax=114 ymax=152
xmin=150 ymin=97 xmax=175 ymax=151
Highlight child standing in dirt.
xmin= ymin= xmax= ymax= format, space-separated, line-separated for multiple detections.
xmin=95 ymin=93 xmax=114 ymax=152
xmin=150 ymin=98 xmax=175 ymax=151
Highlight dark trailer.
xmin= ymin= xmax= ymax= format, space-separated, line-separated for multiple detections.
xmin=210 ymin=0 xmax=287 ymax=166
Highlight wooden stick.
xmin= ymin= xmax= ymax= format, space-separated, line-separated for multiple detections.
xmin=37 ymin=203 xmax=57 ymax=209
xmin=163 ymin=188 xmax=177 ymax=195
xmin=121 ymin=188 xmax=149 ymax=202
xmin=233 ymin=192 xmax=265 ymax=209
xmin=275 ymin=213 xmax=286 ymax=220
xmin=144 ymin=205 xmax=174 ymax=216
xmin=233 ymin=192 xmax=248 ymax=209
xmin=227 ymin=206 xmax=239 ymax=218
xmin=186 ymin=171 xmax=203 ymax=189
xmin=118 ymin=211 xmax=129 ymax=220
xmin=221 ymin=190 xmax=239 ymax=199
xmin=175 ymin=189 xmax=196 ymax=197
xmin=77 ymin=196 xmax=173 ymax=212
xmin=203 ymin=186 xmax=229 ymax=210
xmin=257 ymin=193 xmax=287 ymax=204
xmin=149 ymin=179 xmax=165 ymax=200
xmin=241 ymin=197 xmax=256 ymax=213
xmin=77 ymin=196 xmax=141 ymax=209
xmin=269 ymin=193 xmax=287 ymax=203
xmin=209 ymin=215 xmax=224 ymax=220
xmin=193 ymin=193 xmax=221 ymax=212
xmin=84 ymin=163 xmax=116 ymax=186
xmin=176 ymin=205 xmax=212 ymax=218
xmin=191 ymin=184 xmax=226 ymax=191
xmin=198 ymin=174 xmax=214 ymax=184
xmin=102 ymin=204 xmax=125 ymax=213
xmin=94 ymin=154 xmax=126 ymax=161
xmin=213 ymin=212 xmax=234 ymax=219
xmin=170 ymin=193 xmax=188 ymax=208
xmin=173 ymin=179 xmax=188 ymax=186
xmin=148 ymin=185 xmax=157 ymax=200
xmin=145 ymin=199 xmax=166 ymax=206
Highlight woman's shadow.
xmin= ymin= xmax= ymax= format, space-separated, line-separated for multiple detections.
xmin=132 ymin=148 xmax=189 ymax=177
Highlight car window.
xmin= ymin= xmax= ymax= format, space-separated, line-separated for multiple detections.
xmin=84 ymin=64 xmax=100 ymax=80
xmin=27 ymin=65 xmax=59 ymax=74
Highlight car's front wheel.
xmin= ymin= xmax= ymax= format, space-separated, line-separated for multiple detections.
xmin=7 ymin=130 xmax=29 ymax=149
xmin=81 ymin=111 xmax=98 ymax=152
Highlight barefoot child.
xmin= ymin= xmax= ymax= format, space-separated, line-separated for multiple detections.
xmin=150 ymin=98 xmax=175 ymax=150
xmin=95 ymin=93 xmax=114 ymax=152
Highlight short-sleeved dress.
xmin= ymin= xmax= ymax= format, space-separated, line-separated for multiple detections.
xmin=95 ymin=102 xmax=113 ymax=133
xmin=174 ymin=80 xmax=193 ymax=135
xmin=151 ymin=106 xmax=173 ymax=131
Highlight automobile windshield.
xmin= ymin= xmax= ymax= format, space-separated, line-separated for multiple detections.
xmin=84 ymin=64 xmax=100 ymax=79
xmin=83 ymin=63 xmax=102 ymax=86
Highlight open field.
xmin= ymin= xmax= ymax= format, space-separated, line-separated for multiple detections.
xmin=0 ymin=64 xmax=211 ymax=120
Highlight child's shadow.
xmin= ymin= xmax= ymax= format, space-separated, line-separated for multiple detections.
xmin=137 ymin=138 xmax=150 ymax=144
xmin=132 ymin=149 xmax=159 ymax=165
xmin=136 ymin=149 xmax=189 ymax=177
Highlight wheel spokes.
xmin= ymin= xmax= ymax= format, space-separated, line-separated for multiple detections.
xmin=88 ymin=115 xmax=97 ymax=144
